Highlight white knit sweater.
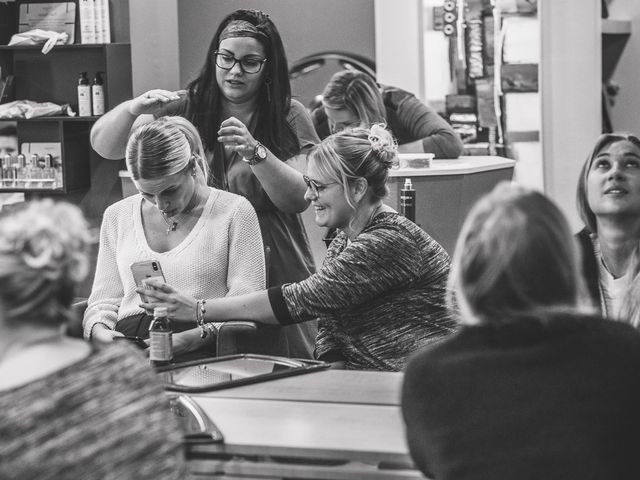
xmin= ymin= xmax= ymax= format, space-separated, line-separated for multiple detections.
xmin=83 ymin=188 xmax=265 ymax=339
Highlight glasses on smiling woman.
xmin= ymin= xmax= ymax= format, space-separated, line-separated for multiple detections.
xmin=214 ymin=51 xmax=267 ymax=74
xmin=303 ymin=175 xmax=338 ymax=197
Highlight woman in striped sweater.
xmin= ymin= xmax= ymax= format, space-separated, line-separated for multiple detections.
xmin=141 ymin=124 xmax=455 ymax=370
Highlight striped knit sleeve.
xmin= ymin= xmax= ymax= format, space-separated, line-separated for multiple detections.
xmin=0 ymin=342 xmax=188 ymax=479
xmin=282 ymin=222 xmax=425 ymax=322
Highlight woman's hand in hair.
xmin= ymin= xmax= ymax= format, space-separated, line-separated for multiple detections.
xmin=217 ymin=117 xmax=259 ymax=159
xmin=129 ymin=89 xmax=187 ymax=117
xmin=137 ymin=279 xmax=198 ymax=324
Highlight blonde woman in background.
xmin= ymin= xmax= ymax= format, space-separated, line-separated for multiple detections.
xmin=312 ymin=69 xmax=463 ymax=157
xmin=0 ymin=200 xmax=187 ymax=479
xmin=402 ymin=182 xmax=640 ymax=480
xmin=576 ymin=132 xmax=640 ymax=327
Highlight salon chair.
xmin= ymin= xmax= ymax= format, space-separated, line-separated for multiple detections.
xmin=289 ymin=50 xmax=376 ymax=112
xmin=67 ymin=299 xmax=258 ymax=357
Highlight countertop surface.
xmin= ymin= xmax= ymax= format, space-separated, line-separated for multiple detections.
xmin=119 ymin=155 xmax=515 ymax=179
xmin=389 ymin=155 xmax=515 ymax=177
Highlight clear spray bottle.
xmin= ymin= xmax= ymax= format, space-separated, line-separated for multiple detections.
xmin=400 ymin=178 xmax=416 ymax=223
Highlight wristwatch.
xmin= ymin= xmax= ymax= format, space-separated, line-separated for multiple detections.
xmin=243 ymin=142 xmax=268 ymax=166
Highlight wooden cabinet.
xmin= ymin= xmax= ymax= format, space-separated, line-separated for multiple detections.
xmin=0 ymin=43 xmax=131 ymax=193
xmin=0 ymin=1 xmax=131 ymax=194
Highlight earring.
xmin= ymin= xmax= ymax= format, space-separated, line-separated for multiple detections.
xmin=191 ymin=167 xmax=197 ymax=177
xmin=265 ymin=77 xmax=272 ymax=103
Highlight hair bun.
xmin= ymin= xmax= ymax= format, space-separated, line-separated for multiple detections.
xmin=368 ymin=123 xmax=398 ymax=169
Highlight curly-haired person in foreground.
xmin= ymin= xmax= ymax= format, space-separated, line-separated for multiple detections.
xmin=0 ymin=200 xmax=188 ymax=480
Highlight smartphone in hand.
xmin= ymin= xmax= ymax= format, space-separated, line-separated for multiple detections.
xmin=130 ymin=260 xmax=166 ymax=303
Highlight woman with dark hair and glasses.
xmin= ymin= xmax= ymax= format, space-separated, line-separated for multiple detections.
xmin=576 ymin=132 xmax=640 ymax=328
xmin=138 ymin=125 xmax=455 ymax=371
xmin=90 ymin=9 xmax=319 ymax=358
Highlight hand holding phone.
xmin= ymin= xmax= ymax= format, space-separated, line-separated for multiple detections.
xmin=131 ymin=260 xmax=166 ymax=303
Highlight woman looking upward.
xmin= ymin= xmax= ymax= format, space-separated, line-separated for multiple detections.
xmin=576 ymin=132 xmax=640 ymax=327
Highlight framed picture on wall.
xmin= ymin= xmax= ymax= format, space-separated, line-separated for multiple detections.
xmin=18 ymin=2 xmax=76 ymax=44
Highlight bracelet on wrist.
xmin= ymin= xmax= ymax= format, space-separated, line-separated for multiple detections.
xmin=196 ymin=299 xmax=208 ymax=338
xmin=203 ymin=322 xmax=216 ymax=337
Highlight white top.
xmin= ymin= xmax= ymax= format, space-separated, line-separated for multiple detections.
xmin=598 ymin=260 xmax=632 ymax=320
xmin=83 ymin=188 xmax=266 ymax=338
xmin=389 ymin=155 xmax=515 ymax=177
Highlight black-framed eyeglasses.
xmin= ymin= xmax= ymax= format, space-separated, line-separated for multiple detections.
xmin=214 ymin=51 xmax=267 ymax=74
xmin=303 ymin=174 xmax=337 ymax=196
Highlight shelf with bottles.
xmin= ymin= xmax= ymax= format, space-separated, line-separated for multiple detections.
xmin=1 ymin=153 xmax=62 ymax=192
xmin=0 ymin=43 xmax=131 ymax=113
xmin=0 ymin=119 xmax=91 ymax=193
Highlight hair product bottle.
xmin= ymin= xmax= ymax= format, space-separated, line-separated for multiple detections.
xmin=149 ymin=306 xmax=173 ymax=367
xmin=77 ymin=72 xmax=92 ymax=117
xmin=400 ymin=178 xmax=416 ymax=223
xmin=51 ymin=154 xmax=63 ymax=189
xmin=91 ymin=72 xmax=105 ymax=116
xmin=16 ymin=153 xmax=27 ymax=188
xmin=2 ymin=154 xmax=13 ymax=187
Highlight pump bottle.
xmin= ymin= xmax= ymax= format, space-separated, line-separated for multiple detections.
xmin=91 ymin=72 xmax=105 ymax=116
xmin=77 ymin=72 xmax=91 ymax=117
xmin=400 ymin=178 xmax=416 ymax=223
xmin=149 ymin=306 xmax=173 ymax=367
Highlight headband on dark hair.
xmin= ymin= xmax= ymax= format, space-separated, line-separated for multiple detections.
xmin=219 ymin=20 xmax=261 ymax=41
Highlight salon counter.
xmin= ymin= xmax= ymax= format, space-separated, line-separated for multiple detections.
xmin=386 ymin=155 xmax=515 ymax=255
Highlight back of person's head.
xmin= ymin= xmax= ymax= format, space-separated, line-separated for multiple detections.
xmin=0 ymin=200 xmax=91 ymax=327
xmin=322 ymin=70 xmax=386 ymax=127
xmin=450 ymin=182 xmax=588 ymax=324
xmin=576 ymin=132 xmax=640 ymax=233
xmin=126 ymin=116 xmax=209 ymax=185
xmin=309 ymin=123 xmax=398 ymax=207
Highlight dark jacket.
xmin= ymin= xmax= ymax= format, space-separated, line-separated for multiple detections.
xmin=402 ymin=312 xmax=640 ymax=480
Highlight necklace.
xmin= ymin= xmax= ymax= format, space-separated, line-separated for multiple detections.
xmin=160 ymin=187 xmax=205 ymax=235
